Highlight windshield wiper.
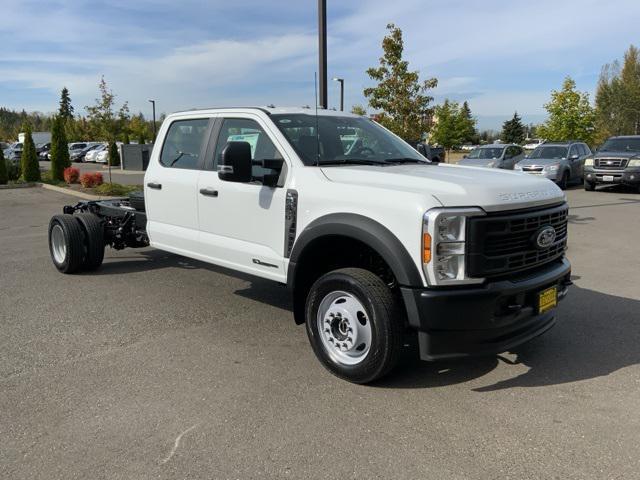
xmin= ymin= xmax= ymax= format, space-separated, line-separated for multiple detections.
xmin=383 ymin=157 xmax=429 ymax=164
xmin=318 ymin=158 xmax=384 ymax=166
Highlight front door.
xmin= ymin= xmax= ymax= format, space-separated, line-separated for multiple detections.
xmin=196 ymin=115 xmax=289 ymax=282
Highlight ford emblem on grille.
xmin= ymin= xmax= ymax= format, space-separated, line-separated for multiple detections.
xmin=535 ymin=226 xmax=557 ymax=249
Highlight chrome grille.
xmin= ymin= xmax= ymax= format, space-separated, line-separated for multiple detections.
xmin=595 ymin=158 xmax=628 ymax=169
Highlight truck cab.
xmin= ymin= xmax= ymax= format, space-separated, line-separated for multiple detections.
xmin=584 ymin=135 xmax=640 ymax=191
xmin=49 ymin=107 xmax=572 ymax=384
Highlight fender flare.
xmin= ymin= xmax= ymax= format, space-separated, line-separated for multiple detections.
xmin=287 ymin=213 xmax=423 ymax=291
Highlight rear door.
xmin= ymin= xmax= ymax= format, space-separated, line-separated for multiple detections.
xmin=196 ymin=114 xmax=289 ymax=282
xmin=144 ymin=116 xmax=212 ymax=256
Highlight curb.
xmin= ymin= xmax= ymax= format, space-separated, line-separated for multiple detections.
xmin=38 ymin=183 xmax=106 ymax=200
xmin=0 ymin=182 xmax=37 ymax=190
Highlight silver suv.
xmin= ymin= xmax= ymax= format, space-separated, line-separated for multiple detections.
xmin=515 ymin=141 xmax=591 ymax=189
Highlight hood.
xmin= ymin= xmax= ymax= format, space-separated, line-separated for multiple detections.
xmin=321 ymin=163 xmax=564 ymax=212
xmin=457 ymin=158 xmax=500 ymax=167
xmin=593 ymin=150 xmax=640 ymax=159
xmin=518 ymin=157 xmax=563 ymax=166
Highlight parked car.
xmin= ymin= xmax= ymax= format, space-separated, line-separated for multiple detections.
xmin=583 ymin=135 xmax=640 ymax=192
xmin=68 ymin=142 xmax=88 ymax=152
xmin=1 ymin=142 xmax=10 ymax=151
xmin=460 ymin=144 xmax=475 ymax=151
xmin=4 ymin=143 xmax=23 ymax=163
xmin=515 ymin=141 xmax=591 ymax=189
xmin=95 ymin=143 xmax=123 ymax=164
xmin=84 ymin=143 xmax=107 ymax=162
xmin=47 ymin=106 xmax=571 ymax=384
xmin=523 ymin=139 xmax=544 ymax=150
xmin=457 ymin=144 xmax=525 ymax=169
xmin=70 ymin=144 xmax=103 ymax=163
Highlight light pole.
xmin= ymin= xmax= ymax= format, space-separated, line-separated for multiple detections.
xmin=148 ymin=99 xmax=156 ymax=142
xmin=318 ymin=0 xmax=327 ymax=109
xmin=333 ymin=77 xmax=344 ymax=111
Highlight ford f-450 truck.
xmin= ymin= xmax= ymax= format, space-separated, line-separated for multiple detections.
xmin=48 ymin=107 xmax=572 ymax=384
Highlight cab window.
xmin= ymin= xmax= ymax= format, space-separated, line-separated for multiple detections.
xmin=214 ymin=118 xmax=283 ymax=177
xmin=160 ymin=118 xmax=209 ymax=169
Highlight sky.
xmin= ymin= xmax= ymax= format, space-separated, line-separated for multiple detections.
xmin=1 ymin=0 xmax=639 ymax=130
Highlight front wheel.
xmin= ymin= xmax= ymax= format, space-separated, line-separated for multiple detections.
xmin=558 ymin=171 xmax=569 ymax=190
xmin=584 ymin=180 xmax=596 ymax=191
xmin=305 ymin=268 xmax=403 ymax=384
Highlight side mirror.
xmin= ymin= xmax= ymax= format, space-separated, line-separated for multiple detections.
xmin=218 ymin=141 xmax=252 ymax=183
xmin=570 ymin=154 xmax=579 ymax=160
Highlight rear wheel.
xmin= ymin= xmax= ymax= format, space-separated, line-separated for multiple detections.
xmin=584 ymin=180 xmax=596 ymax=191
xmin=48 ymin=215 xmax=85 ymax=274
xmin=75 ymin=213 xmax=105 ymax=270
xmin=305 ymin=268 xmax=403 ymax=384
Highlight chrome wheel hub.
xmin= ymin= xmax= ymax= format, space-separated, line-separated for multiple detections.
xmin=51 ymin=224 xmax=66 ymax=264
xmin=317 ymin=291 xmax=372 ymax=366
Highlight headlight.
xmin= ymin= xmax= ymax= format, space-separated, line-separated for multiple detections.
xmin=584 ymin=157 xmax=594 ymax=166
xmin=422 ymin=208 xmax=485 ymax=286
xmin=629 ymin=159 xmax=640 ymax=167
xmin=545 ymin=164 xmax=559 ymax=172
xmin=514 ymin=164 xmax=523 ymax=170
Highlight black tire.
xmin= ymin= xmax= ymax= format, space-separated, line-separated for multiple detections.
xmin=129 ymin=191 xmax=145 ymax=212
xmin=305 ymin=268 xmax=403 ymax=384
xmin=584 ymin=180 xmax=596 ymax=191
xmin=75 ymin=213 xmax=105 ymax=270
xmin=558 ymin=171 xmax=569 ymax=190
xmin=48 ymin=214 xmax=85 ymax=274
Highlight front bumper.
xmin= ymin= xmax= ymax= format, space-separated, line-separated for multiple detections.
xmin=519 ymin=169 xmax=560 ymax=182
xmin=401 ymin=258 xmax=571 ymax=361
xmin=584 ymin=167 xmax=640 ymax=186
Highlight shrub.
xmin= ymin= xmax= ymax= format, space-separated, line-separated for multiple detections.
xmin=50 ymin=116 xmax=70 ymax=181
xmin=80 ymin=172 xmax=104 ymax=188
xmin=63 ymin=166 xmax=80 ymax=184
xmin=92 ymin=172 xmax=103 ymax=186
xmin=94 ymin=182 xmax=141 ymax=196
xmin=6 ymin=161 xmax=21 ymax=181
xmin=108 ymin=142 xmax=120 ymax=166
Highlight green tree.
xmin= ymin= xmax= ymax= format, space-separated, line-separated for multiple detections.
xmin=457 ymin=101 xmax=477 ymax=144
xmin=595 ymin=45 xmax=640 ymax=144
xmin=50 ymin=116 xmax=70 ymax=181
xmin=363 ymin=23 xmax=438 ymax=141
xmin=85 ymin=77 xmax=129 ymax=142
xmin=20 ymin=124 xmax=40 ymax=181
xmin=430 ymin=100 xmax=462 ymax=159
xmin=108 ymin=141 xmax=120 ymax=167
xmin=537 ymin=77 xmax=595 ymax=144
xmin=0 ymin=148 xmax=7 ymax=184
xmin=351 ymin=105 xmax=367 ymax=116
xmin=501 ymin=112 xmax=526 ymax=144
xmin=59 ymin=87 xmax=74 ymax=120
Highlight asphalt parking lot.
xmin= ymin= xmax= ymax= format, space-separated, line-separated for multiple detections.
xmin=1 ymin=186 xmax=639 ymax=479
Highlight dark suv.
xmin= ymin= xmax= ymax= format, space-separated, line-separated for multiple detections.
xmin=584 ymin=136 xmax=640 ymax=192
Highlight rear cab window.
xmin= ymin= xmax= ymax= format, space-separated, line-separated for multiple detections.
xmin=160 ymin=118 xmax=210 ymax=169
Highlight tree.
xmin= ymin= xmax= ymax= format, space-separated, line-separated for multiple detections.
xmin=50 ymin=116 xmax=70 ymax=181
xmin=351 ymin=105 xmax=367 ymax=116
xmin=58 ymin=87 xmax=74 ymax=120
xmin=595 ymin=45 xmax=640 ymax=143
xmin=430 ymin=100 xmax=462 ymax=159
xmin=363 ymin=23 xmax=438 ymax=141
xmin=0 ymin=148 xmax=7 ymax=185
xmin=537 ymin=77 xmax=595 ymax=145
xmin=457 ymin=101 xmax=477 ymax=144
xmin=129 ymin=113 xmax=148 ymax=144
xmin=501 ymin=112 xmax=526 ymax=144
xmin=85 ymin=77 xmax=129 ymax=142
xmin=20 ymin=124 xmax=40 ymax=182
xmin=108 ymin=141 xmax=120 ymax=167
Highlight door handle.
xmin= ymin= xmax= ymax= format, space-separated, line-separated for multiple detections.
xmin=147 ymin=182 xmax=162 ymax=190
xmin=199 ymin=188 xmax=218 ymax=197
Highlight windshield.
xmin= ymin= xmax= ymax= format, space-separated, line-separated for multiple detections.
xmin=270 ymin=114 xmax=425 ymax=166
xmin=601 ymin=138 xmax=640 ymax=152
xmin=467 ymin=147 xmax=504 ymax=159
xmin=529 ymin=146 xmax=568 ymax=159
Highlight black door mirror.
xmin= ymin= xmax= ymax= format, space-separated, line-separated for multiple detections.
xmin=218 ymin=141 xmax=252 ymax=183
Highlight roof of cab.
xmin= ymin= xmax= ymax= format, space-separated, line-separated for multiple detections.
xmin=170 ymin=106 xmax=360 ymax=118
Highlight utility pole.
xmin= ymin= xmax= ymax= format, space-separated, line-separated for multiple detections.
xmin=148 ymin=99 xmax=156 ymax=142
xmin=318 ymin=0 xmax=327 ymax=109
xmin=333 ymin=77 xmax=344 ymax=111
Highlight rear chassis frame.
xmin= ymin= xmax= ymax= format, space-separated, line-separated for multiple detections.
xmin=63 ymin=198 xmax=149 ymax=250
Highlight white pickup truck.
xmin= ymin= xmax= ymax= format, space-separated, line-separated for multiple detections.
xmin=48 ymin=107 xmax=572 ymax=384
